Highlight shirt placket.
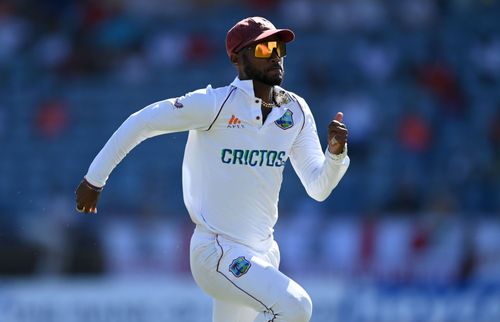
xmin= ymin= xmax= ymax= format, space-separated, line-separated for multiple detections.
xmin=251 ymin=98 xmax=264 ymax=128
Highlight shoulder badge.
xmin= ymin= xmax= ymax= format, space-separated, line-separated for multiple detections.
xmin=275 ymin=109 xmax=294 ymax=130
xmin=173 ymin=98 xmax=184 ymax=108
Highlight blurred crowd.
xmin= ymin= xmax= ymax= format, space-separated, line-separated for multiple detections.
xmin=0 ymin=0 xmax=499 ymax=284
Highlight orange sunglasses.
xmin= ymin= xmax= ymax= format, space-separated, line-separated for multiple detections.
xmin=251 ymin=41 xmax=287 ymax=58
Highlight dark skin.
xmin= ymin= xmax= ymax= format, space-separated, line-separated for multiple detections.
xmin=75 ymin=37 xmax=348 ymax=214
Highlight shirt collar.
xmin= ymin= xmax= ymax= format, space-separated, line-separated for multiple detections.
xmin=230 ymin=77 xmax=292 ymax=123
xmin=230 ymin=77 xmax=256 ymax=98
xmin=230 ymin=76 xmax=289 ymax=106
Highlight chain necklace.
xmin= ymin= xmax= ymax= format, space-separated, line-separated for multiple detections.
xmin=260 ymin=89 xmax=290 ymax=108
xmin=261 ymin=89 xmax=279 ymax=108
xmin=261 ymin=100 xmax=277 ymax=108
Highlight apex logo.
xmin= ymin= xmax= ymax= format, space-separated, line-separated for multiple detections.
xmin=227 ymin=115 xmax=245 ymax=128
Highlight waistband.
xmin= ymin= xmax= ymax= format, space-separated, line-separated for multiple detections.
xmin=193 ymin=225 xmax=274 ymax=253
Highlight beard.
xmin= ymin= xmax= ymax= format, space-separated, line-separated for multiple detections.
xmin=242 ymin=55 xmax=283 ymax=86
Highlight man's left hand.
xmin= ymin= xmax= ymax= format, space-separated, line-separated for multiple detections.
xmin=328 ymin=112 xmax=348 ymax=155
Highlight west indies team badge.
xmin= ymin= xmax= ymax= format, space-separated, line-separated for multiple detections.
xmin=275 ymin=110 xmax=294 ymax=130
xmin=229 ymin=256 xmax=251 ymax=277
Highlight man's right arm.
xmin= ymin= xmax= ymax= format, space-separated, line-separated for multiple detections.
xmin=75 ymin=85 xmax=217 ymax=213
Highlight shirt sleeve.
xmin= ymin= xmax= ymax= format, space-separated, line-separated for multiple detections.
xmin=85 ymin=85 xmax=217 ymax=187
xmin=289 ymin=97 xmax=350 ymax=202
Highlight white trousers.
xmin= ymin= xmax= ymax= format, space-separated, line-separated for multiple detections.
xmin=190 ymin=226 xmax=312 ymax=322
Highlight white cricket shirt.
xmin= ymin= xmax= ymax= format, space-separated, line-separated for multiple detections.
xmin=85 ymin=77 xmax=350 ymax=246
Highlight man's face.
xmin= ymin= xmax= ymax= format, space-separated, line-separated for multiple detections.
xmin=238 ymin=39 xmax=285 ymax=86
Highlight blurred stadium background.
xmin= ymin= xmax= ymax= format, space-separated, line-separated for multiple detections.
xmin=1 ymin=0 xmax=499 ymax=321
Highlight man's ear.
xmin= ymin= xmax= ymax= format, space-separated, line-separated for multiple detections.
xmin=230 ymin=53 xmax=239 ymax=65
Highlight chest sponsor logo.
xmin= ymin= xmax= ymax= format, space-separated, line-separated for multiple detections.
xmin=275 ymin=109 xmax=294 ymax=130
xmin=227 ymin=114 xmax=245 ymax=128
xmin=221 ymin=149 xmax=286 ymax=167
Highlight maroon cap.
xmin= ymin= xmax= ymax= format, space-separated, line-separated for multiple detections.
xmin=226 ymin=17 xmax=295 ymax=57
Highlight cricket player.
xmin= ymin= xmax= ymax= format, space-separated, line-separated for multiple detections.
xmin=75 ymin=17 xmax=349 ymax=322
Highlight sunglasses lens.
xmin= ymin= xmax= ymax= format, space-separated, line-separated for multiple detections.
xmin=255 ymin=42 xmax=272 ymax=58
xmin=277 ymin=42 xmax=286 ymax=57
xmin=254 ymin=41 xmax=286 ymax=58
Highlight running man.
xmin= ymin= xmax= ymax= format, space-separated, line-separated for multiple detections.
xmin=75 ymin=16 xmax=349 ymax=322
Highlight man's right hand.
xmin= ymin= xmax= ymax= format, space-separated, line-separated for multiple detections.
xmin=75 ymin=178 xmax=103 ymax=214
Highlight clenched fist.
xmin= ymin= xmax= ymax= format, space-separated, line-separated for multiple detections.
xmin=75 ymin=178 xmax=103 ymax=214
xmin=327 ymin=112 xmax=348 ymax=155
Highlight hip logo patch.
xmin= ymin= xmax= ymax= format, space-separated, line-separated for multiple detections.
xmin=229 ymin=256 xmax=251 ymax=277
xmin=275 ymin=110 xmax=294 ymax=130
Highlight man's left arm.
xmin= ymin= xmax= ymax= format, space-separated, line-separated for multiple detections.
xmin=289 ymin=99 xmax=350 ymax=202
